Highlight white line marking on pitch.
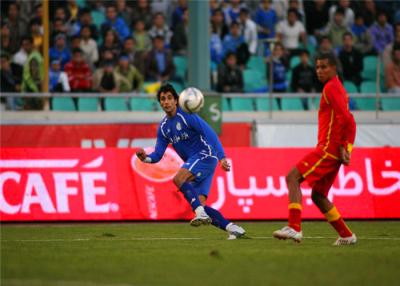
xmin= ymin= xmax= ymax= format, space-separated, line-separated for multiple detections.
xmin=2 ymin=236 xmax=400 ymax=242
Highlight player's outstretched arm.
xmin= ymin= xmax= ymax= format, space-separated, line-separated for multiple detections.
xmin=136 ymin=148 xmax=149 ymax=162
xmin=220 ymin=158 xmax=231 ymax=172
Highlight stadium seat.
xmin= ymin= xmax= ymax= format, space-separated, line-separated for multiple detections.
xmin=361 ymin=56 xmax=378 ymax=80
xmin=91 ymin=11 xmax=105 ymax=30
xmin=255 ymin=97 xmax=280 ymax=111
xmin=222 ymin=97 xmax=231 ymax=111
xmin=170 ymin=81 xmax=184 ymax=93
xmin=130 ymin=97 xmax=160 ymax=111
xmin=281 ymin=97 xmax=304 ymax=110
xmin=343 ymin=81 xmax=359 ymax=93
xmin=381 ymin=98 xmax=400 ymax=111
xmin=290 ymin=56 xmax=301 ymax=68
xmin=243 ymin=70 xmax=268 ymax=93
xmin=230 ymin=97 xmax=254 ymax=111
xmin=52 ymin=97 xmax=76 ymax=111
xmin=354 ymin=81 xmax=378 ymax=110
xmin=104 ymin=98 xmax=128 ymax=111
xmin=78 ymin=98 xmax=98 ymax=111
xmin=307 ymin=96 xmax=321 ymax=110
xmin=173 ymin=56 xmax=187 ymax=83
xmin=247 ymin=56 xmax=266 ymax=74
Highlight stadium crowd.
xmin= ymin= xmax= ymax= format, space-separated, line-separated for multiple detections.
xmin=1 ymin=0 xmax=400 ymax=110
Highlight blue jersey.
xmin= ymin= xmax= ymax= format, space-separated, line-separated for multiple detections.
xmin=147 ymin=107 xmax=225 ymax=163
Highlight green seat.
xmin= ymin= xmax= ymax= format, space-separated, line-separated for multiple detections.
xmin=307 ymin=96 xmax=321 ymax=110
xmin=173 ymin=56 xmax=187 ymax=82
xmin=290 ymin=56 xmax=301 ymax=68
xmin=222 ymin=98 xmax=230 ymax=111
xmin=52 ymin=97 xmax=76 ymax=111
xmin=243 ymin=70 xmax=267 ymax=92
xmin=354 ymin=97 xmax=376 ymax=110
xmin=78 ymin=98 xmax=98 ymax=111
xmin=170 ymin=81 xmax=184 ymax=94
xmin=255 ymin=97 xmax=279 ymax=111
xmin=281 ymin=97 xmax=304 ymax=110
xmin=361 ymin=56 xmax=378 ymax=80
xmin=231 ymin=98 xmax=254 ymax=111
xmin=104 ymin=98 xmax=128 ymax=111
xmin=91 ymin=11 xmax=105 ymax=29
xmin=247 ymin=56 xmax=266 ymax=74
xmin=130 ymin=97 xmax=160 ymax=111
xmin=381 ymin=98 xmax=400 ymax=111
xmin=343 ymin=81 xmax=359 ymax=93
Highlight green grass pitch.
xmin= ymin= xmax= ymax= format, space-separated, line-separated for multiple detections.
xmin=1 ymin=221 xmax=400 ymax=286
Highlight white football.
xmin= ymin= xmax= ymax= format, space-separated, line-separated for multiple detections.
xmin=178 ymin=87 xmax=204 ymax=113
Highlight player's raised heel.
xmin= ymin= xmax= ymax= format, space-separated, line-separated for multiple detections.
xmin=273 ymin=226 xmax=303 ymax=243
xmin=226 ymin=223 xmax=246 ymax=240
xmin=333 ymin=233 xmax=357 ymax=246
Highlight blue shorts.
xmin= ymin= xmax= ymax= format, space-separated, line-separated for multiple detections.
xmin=182 ymin=153 xmax=218 ymax=197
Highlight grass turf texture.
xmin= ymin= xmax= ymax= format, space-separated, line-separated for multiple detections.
xmin=1 ymin=221 xmax=399 ymax=286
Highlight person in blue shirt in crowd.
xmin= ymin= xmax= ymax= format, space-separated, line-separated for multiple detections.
xmin=101 ymin=4 xmax=130 ymax=41
xmin=267 ymin=42 xmax=288 ymax=109
xmin=49 ymin=33 xmax=71 ymax=70
xmin=222 ymin=21 xmax=250 ymax=68
xmin=136 ymin=84 xmax=246 ymax=240
xmin=254 ymin=0 xmax=278 ymax=56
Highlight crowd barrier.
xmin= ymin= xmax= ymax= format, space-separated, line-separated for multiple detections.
xmin=1 ymin=147 xmax=399 ymax=221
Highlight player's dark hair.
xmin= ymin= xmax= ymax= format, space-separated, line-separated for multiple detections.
xmin=315 ymin=52 xmax=337 ymax=66
xmin=157 ymin=83 xmax=179 ymax=102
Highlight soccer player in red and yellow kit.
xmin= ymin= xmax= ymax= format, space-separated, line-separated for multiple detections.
xmin=273 ymin=53 xmax=357 ymax=245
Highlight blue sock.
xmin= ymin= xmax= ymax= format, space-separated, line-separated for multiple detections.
xmin=180 ymin=182 xmax=201 ymax=211
xmin=204 ymin=206 xmax=230 ymax=231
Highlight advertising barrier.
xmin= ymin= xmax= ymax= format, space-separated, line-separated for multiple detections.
xmin=1 ymin=147 xmax=399 ymax=221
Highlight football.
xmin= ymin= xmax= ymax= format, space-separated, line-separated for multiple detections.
xmin=178 ymin=87 xmax=204 ymax=113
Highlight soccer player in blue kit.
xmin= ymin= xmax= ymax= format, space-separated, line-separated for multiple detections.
xmin=136 ymin=84 xmax=246 ymax=239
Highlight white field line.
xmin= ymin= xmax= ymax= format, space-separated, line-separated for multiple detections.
xmin=2 ymin=279 xmax=135 ymax=286
xmin=1 ymin=236 xmax=400 ymax=242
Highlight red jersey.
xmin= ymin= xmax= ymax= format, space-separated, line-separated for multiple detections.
xmin=317 ymin=76 xmax=356 ymax=157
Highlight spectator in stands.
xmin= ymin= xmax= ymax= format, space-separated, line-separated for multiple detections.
xmin=64 ymin=48 xmax=92 ymax=92
xmin=49 ymin=33 xmax=71 ymax=70
xmin=326 ymin=7 xmax=350 ymax=49
xmin=288 ymin=0 xmax=305 ymax=23
xmin=222 ymin=21 xmax=250 ymax=68
xmin=132 ymin=19 xmax=152 ymax=53
xmin=49 ymin=59 xmax=70 ymax=92
xmin=171 ymin=9 xmax=188 ymax=56
xmin=0 ymin=23 xmax=12 ymax=56
xmin=66 ymin=0 xmax=79 ymax=23
xmin=21 ymin=36 xmax=44 ymax=110
xmin=93 ymin=60 xmax=123 ymax=93
xmin=30 ymin=18 xmax=43 ymax=52
xmin=254 ymin=0 xmax=278 ymax=56
xmin=383 ymin=23 xmax=400 ymax=67
xmin=369 ymin=10 xmax=394 ymax=54
xmin=131 ymin=0 xmax=153 ymax=30
xmin=73 ymin=8 xmax=99 ymax=41
xmin=223 ymin=0 xmax=243 ymax=26
xmin=145 ymin=35 xmax=175 ymax=82
xmin=216 ymin=51 xmax=243 ymax=93
xmin=304 ymin=0 xmax=330 ymax=47
xmin=328 ymin=0 xmax=354 ymax=28
xmin=171 ymin=0 xmax=188 ymax=30
xmin=4 ymin=2 xmax=27 ymax=54
xmin=53 ymin=6 xmax=74 ymax=37
xmin=51 ymin=18 xmax=68 ymax=46
xmin=101 ymin=4 xmax=130 ymax=41
xmin=121 ymin=37 xmax=146 ymax=77
xmin=12 ymin=36 xmax=32 ymax=68
xmin=276 ymin=8 xmax=307 ymax=59
xmin=339 ymin=32 xmax=363 ymax=87
xmin=99 ymin=29 xmax=121 ymax=64
xmin=291 ymin=49 xmax=317 ymax=110
xmin=80 ymin=25 xmax=99 ymax=70
xmin=238 ymin=8 xmax=257 ymax=55
xmin=211 ymin=8 xmax=229 ymax=41
xmin=210 ymin=27 xmax=224 ymax=65
xmin=267 ymin=42 xmax=288 ymax=109
xmin=116 ymin=0 xmax=133 ymax=28
xmin=351 ymin=13 xmax=374 ymax=55
xmin=115 ymin=54 xmax=144 ymax=92
xmin=1 ymin=53 xmax=22 ymax=110
xmin=385 ymin=43 xmax=400 ymax=93
xmin=358 ymin=0 xmax=377 ymax=27
xmin=149 ymin=13 xmax=173 ymax=47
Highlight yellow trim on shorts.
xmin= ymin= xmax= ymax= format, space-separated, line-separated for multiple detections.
xmin=288 ymin=203 xmax=302 ymax=210
xmin=303 ymin=153 xmax=329 ymax=178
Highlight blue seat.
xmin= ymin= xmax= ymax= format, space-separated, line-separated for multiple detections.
xmin=361 ymin=56 xmax=378 ymax=80
xmin=247 ymin=56 xmax=266 ymax=74
xmin=243 ymin=70 xmax=268 ymax=93
xmin=290 ymin=56 xmax=301 ymax=68
xmin=78 ymin=98 xmax=98 ymax=111
xmin=281 ymin=97 xmax=304 ymax=110
xmin=130 ymin=97 xmax=160 ymax=111
xmin=173 ymin=56 xmax=187 ymax=83
xmin=255 ymin=97 xmax=280 ymax=111
xmin=230 ymin=97 xmax=254 ymax=111
xmin=343 ymin=81 xmax=359 ymax=93
xmin=104 ymin=98 xmax=128 ymax=111
xmin=52 ymin=97 xmax=76 ymax=111
xmin=381 ymin=98 xmax=400 ymax=111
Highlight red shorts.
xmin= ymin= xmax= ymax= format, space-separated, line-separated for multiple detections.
xmin=296 ymin=148 xmax=341 ymax=196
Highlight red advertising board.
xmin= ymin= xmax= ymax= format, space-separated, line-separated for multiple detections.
xmin=0 ymin=123 xmax=251 ymax=148
xmin=1 ymin=147 xmax=399 ymax=221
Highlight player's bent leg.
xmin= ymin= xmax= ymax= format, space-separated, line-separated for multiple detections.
xmin=273 ymin=167 xmax=304 ymax=242
xmin=173 ymin=169 xmax=211 ymax=227
xmin=311 ymin=190 xmax=356 ymax=246
xmin=199 ymin=195 xmax=246 ymax=240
